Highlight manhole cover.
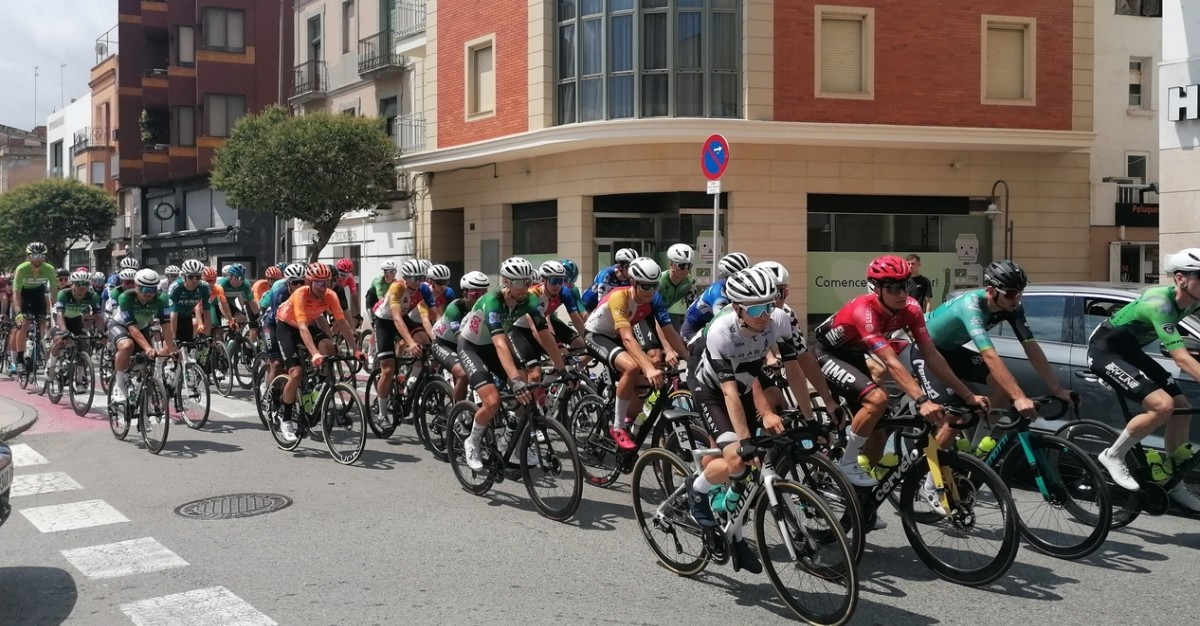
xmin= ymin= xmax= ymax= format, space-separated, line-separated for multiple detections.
xmin=174 ymin=493 xmax=292 ymax=520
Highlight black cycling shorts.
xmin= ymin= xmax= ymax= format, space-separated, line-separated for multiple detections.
xmin=508 ymin=326 xmax=546 ymax=368
xmin=431 ymin=338 xmax=460 ymax=372
xmin=907 ymin=344 xmax=989 ymax=403
xmin=633 ymin=319 xmax=662 ymax=352
xmin=814 ymin=347 xmax=879 ymax=410
xmin=173 ymin=316 xmax=196 ymax=344
xmin=19 ymin=288 xmax=48 ymax=317
xmin=1088 ymin=343 xmax=1182 ymax=403
xmin=584 ymin=332 xmax=624 ymax=370
xmin=457 ymin=337 xmax=507 ymax=390
xmin=276 ymin=322 xmax=328 ymax=369
xmin=550 ymin=316 xmax=579 ymax=345
xmin=690 ymin=378 xmax=759 ymax=447
xmin=374 ymin=315 xmax=424 ymax=360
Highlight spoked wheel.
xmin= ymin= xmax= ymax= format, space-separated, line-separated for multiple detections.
xmin=107 ymin=385 xmax=129 ymax=440
xmin=267 ymin=375 xmax=302 ymax=451
xmin=209 ymin=342 xmax=234 ymax=397
xmin=45 ymin=359 xmax=65 ymax=404
xmin=567 ymin=394 xmax=622 ymax=487
xmin=68 ymin=352 xmax=95 ymax=416
xmin=322 ymin=382 xmax=368 ymax=465
xmin=519 ymin=415 xmax=584 ymax=522
xmin=629 ymin=448 xmax=708 ymax=576
xmin=175 ymin=363 xmax=211 ymax=430
xmin=415 ymin=378 xmax=455 ymax=461
xmin=99 ymin=346 xmax=114 ymax=395
xmin=754 ymin=480 xmax=859 ymax=626
xmin=140 ymin=378 xmax=170 ymax=455
xmin=363 ymin=368 xmax=400 ymax=439
xmin=252 ymin=353 xmax=272 ymax=429
xmin=447 ymin=401 xmax=496 ymax=495
xmin=899 ymin=450 xmax=1020 ymax=587
xmin=332 ymin=336 xmax=360 ymax=384
xmin=1054 ymin=419 xmax=1140 ymax=529
xmin=999 ymin=433 xmax=1111 ymax=560
xmin=229 ymin=337 xmax=254 ymax=389
xmin=780 ymin=451 xmax=867 ymax=565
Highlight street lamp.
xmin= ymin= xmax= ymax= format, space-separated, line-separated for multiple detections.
xmin=986 ymin=179 xmax=1013 ymax=261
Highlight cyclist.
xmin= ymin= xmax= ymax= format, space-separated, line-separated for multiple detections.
xmin=430 ymin=271 xmax=491 ymax=401
xmin=365 ymin=260 xmax=398 ymax=322
xmin=159 ymin=265 xmax=181 ymax=293
xmin=660 ymin=244 xmax=697 ymax=330
xmin=253 ymin=265 xmax=281 ymax=303
xmin=9 ymin=243 xmax=58 ymax=375
xmin=54 ymin=268 xmax=70 ymax=295
xmin=680 ymin=252 xmax=751 ymax=341
xmin=372 ymin=259 xmax=437 ymax=423
xmin=107 ymin=256 xmax=140 ymax=286
xmin=685 ymin=267 xmax=788 ymax=574
xmin=457 ymin=257 xmax=566 ymax=470
xmin=217 ymin=263 xmax=261 ymax=343
xmin=511 ymin=260 xmax=587 ymax=372
xmin=582 ymin=247 xmax=638 ymax=312
xmin=0 ymin=271 xmax=11 ymax=319
xmin=426 ymin=264 xmax=456 ymax=317
xmin=813 ymin=255 xmax=986 ymax=487
xmin=1088 ymin=248 xmax=1200 ymax=511
xmin=103 ymin=269 xmax=138 ymax=318
xmin=108 ymin=269 xmax=173 ymax=405
xmin=274 ymin=263 xmax=364 ymax=443
xmin=167 ymin=260 xmax=212 ymax=350
xmin=583 ymin=257 xmax=690 ymax=451
xmin=259 ymin=263 xmax=307 ymax=391
xmin=46 ymin=270 xmax=101 ymax=376
xmin=203 ymin=266 xmax=237 ymax=338
xmin=334 ymin=258 xmax=361 ymax=324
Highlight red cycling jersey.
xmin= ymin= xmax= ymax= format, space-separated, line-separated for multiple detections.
xmin=337 ymin=275 xmax=359 ymax=295
xmin=816 ymin=293 xmax=930 ymax=354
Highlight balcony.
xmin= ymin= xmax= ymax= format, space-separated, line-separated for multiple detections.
xmin=395 ymin=0 xmax=427 ymax=57
xmin=394 ymin=113 xmax=426 ymax=154
xmin=290 ymin=60 xmax=327 ymax=103
xmin=358 ymin=30 xmax=406 ymax=76
xmin=71 ymin=127 xmax=111 ymax=154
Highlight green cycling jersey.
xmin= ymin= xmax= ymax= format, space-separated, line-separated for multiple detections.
xmin=13 ymin=261 xmax=57 ymax=292
xmin=56 ymin=288 xmax=101 ymax=319
xmin=458 ymin=290 xmax=546 ymax=346
xmin=924 ymin=289 xmax=1034 ymax=352
xmin=1092 ymin=285 xmax=1200 ymax=352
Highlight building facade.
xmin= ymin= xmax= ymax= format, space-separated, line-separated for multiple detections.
xmin=0 ymin=125 xmax=47 ymax=194
xmin=286 ymin=0 xmax=426 ymax=285
xmin=1160 ymin=1 xmax=1200 ymax=259
xmin=46 ymin=94 xmax=102 ymax=270
xmin=115 ymin=0 xmax=292 ymax=273
xmin=400 ymin=0 xmax=1096 ymax=325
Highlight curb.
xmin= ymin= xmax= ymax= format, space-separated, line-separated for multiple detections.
xmin=0 ymin=395 xmax=37 ymax=441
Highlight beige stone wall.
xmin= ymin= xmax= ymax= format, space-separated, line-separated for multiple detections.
xmin=1088 ymin=226 xmax=1158 ymax=280
xmin=1159 ymin=148 xmax=1200 ymax=258
xmin=1072 ymin=0 xmax=1094 ymax=132
xmin=424 ymin=144 xmax=1091 ymax=319
xmin=743 ymin=0 xmax=773 ymax=121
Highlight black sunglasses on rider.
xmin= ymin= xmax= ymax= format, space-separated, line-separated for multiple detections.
xmin=675 ymin=263 xmax=693 ymax=270
xmin=185 ymin=274 xmax=201 ymax=280
xmin=433 ymin=279 xmax=449 ymax=287
xmin=289 ymin=279 xmax=304 ymax=286
xmin=879 ymin=280 xmax=909 ymax=295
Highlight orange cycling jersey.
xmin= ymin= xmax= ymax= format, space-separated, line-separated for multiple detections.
xmin=251 ymin=279 xmax=270 ymax=302
xmin=208 ymin=282 xmax=228 ymax=305
xmin=277 ymin=286 xmax=345 ymax=327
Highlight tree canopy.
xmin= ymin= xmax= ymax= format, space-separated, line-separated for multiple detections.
xmin=211 ymin=105 xmax=399 ymax=262
xmin=0 ymin=178 xmax=118 ymax=269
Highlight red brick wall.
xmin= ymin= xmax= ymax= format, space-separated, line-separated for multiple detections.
xmin=437 ymin=0 xmax=529 ymax=147
xmin=775 ymin=1 xmax=1073 ymax=129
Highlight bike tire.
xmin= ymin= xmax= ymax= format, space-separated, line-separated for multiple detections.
xmin=140 ymin=378 xmax=170 ymax=455
xmin=754 ymin=480 xmax=859 ymax=626
xmin=267 ymin=375 xmax=302 ymax=451
xmin=781 ymin=450 xmax=867 ymax=565
xmin=629 ymin=448 xmax=709 ymax=576
xmin=177 ymin=363 xmax=211 ymax=430
xmin=363 ymin=369 xmax=399 ymax=439
xmin=107 ymin=385 xmax=129 ymax=440
xmin=208 ymin=342 xmax=234 ymax=397
xmin=1053 ymin=419 xmax=1141 ymax=529
xmin=229 ymin=337 xmax=253 ymax=389
xmin=322 ymin=382 xmax=367 ymax=465
xmin=415 ymin=378 xmax=455 ymax=461
xmin=900 ymin=450 xmax=1020 ymax=586
xmin=519 ymin=414 xmax=584 ymax=522
xmin=69 ymin=352 xmax=95 ymax=416
xmin=999 ymin=433 xmax=1111 ymax=560
xmin=99 ymin=346 xmax=114 ymax=395
xmin=566 ymin=394 xmax=622 ymax=488
xmin=447 ymin=400 xmax=495 ymax=495
xmin=252 ymin=353 xmax=271 ymax=429
xmin=45 ymin=359 xmax=64 ymax=404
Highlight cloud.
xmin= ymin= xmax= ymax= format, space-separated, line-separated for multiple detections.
xmin=0 ymin=0 xmax=119 ymax=130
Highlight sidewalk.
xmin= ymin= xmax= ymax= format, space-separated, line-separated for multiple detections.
xmin=0 ymin=390 xmax=37 ymax=441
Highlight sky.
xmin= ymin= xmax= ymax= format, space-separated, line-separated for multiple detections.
xmin=0 ymin=0 xmax=119 ymax=131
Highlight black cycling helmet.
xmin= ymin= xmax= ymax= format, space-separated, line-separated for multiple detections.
xmin=56 ymin=268 xmax=70 ymax=278
xmin=984 ymin=260 xmax=1028 ymax=291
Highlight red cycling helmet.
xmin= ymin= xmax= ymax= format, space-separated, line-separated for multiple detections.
xmin=201 ymin=266 xmax=217 ymax=283
xmin=866 ymin=255 xmax=911 ymax=282
xmin=306 ymin=262 xmax=333 ymax=281
xmin=335 ymin=258 xmax=354 ymax=273
xmin=265 ymin=265 xmax=282 ymax=279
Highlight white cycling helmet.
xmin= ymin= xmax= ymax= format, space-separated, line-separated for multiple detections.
xmin=725 ymin=267 xmax=776 ymax=305
xmin=400 ymin=259 xmax=425 ymax=277
xmin=180 ymin=259 xmax=204 ymax=275
xmin=538 ymin=260 xmax=567 ymax=279
xmin=500 ymin=257 xmax=536 ymax=281
xmin=380 ymin=260 xmax=398 ymax=272
xmin=753 ymin=260 xmax=790 ymax=287
xmin=284 ymin=263 xmax=307 ymax=280
xmin=119 ymin=257 xmax=140 ymax=270
xmin=461 ymin=271 xmax=491 ymax=290
xmin=416 ymin=259 xmax=433 ymax=273
xmin=1165 ymin=248 xmax=1200 ymax=274
xmin=718 ymin=252 xmax=750 ymax=278
xmin=118 ymin=268 xmax=137 ymax=281
xmin=69 ymin=270 xmax=90 ymax=283
xmin=135 ymin=268 xmax=160 ymax=288
xmin=91 ymin=271 xmax=106 ymax=283
xmin=614 ymin=248 xmax=639 ymax=264
xmin=627 ymin=257 xmax=662 ymax=284
xmin=667 ymin=244 xmax=694 ymax=265
xmin=428 ymin=264 xmax=452 ymax=281
xmin=164 ymin=265 xmax=181 ymax=277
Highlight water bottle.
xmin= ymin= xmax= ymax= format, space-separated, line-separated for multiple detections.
xmin=954 ymin=438 xmax=972 ymax=453
xmin=629 ymin=412 xmax=649 ymax=438
xmin=874 ymin=452 xmax=900 ymax=480
xmin=974 ymin=436 xmax=997 ymax=459
xmin=1146 ymin=450 xmax=1170 ymax=482
xmin=301 ymin=389 xmax=318 ymax=414
xmin=1165 ymin=443 xmax=1196 ymax=475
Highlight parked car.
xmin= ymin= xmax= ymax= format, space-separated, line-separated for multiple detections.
xmin=1 ymin=439 xmax=12 ymax=529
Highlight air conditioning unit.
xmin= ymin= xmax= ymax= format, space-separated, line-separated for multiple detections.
xmin=95 ymin=42 xmax=108 ymax=57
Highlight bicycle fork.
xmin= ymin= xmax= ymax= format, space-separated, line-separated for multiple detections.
xmin=924 ymin=436 xmax=959 ymax=518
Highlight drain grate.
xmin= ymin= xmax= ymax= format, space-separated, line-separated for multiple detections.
xmin=174 ymin=493 xmax=293 ymax=520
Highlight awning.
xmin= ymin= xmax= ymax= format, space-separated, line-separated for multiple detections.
xmin=87 ymin=240 xmax=110 ymax=251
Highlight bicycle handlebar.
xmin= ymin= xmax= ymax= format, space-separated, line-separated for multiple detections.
xmin=987 ymin=394 xmax=1075 ymax=429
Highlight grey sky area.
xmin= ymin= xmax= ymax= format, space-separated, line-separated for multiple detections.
xmin=0 ymin=0 xmax=119 ymax=130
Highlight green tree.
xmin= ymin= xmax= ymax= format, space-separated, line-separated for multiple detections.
xmin=0 ymin=178 xmax=118 ymax=269
xmin=211 ymin=105 xmax=399 ymax=262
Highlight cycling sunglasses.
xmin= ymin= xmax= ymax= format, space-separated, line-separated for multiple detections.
xmin=137 ymin=285 xmax=158 ymax=295
xmin=289 ymin=279 xmax=305 ymax=286
xmin=545 ymin=277 xmax=565 ymax=286
xmin=1000 ymin=289 xmax=1023 ymax=300
xmin=506 ymin=278 xmax=533 ymax=289
xmin=403 ymin=274 xmax=424 ymax=282
xmin=30 ymin=254 xmax=45 ymax=260
xmin=121 ymin=280 xmax=136 ymax=287
xmin=674 ymin=263 xmax=693 ymax=270
xmin=743 ymin=302 xmax=775 ymax=318
xmin=184 ymin=274 xmax=201 ymax=280
xmin=465 ymin=289 xmax=486 ymax=299
xmin=338 ymin=271 xmax=351 ymax=278
xmin=879 ymin=281 xmax=909 ymax=295
xmin=635 ymin=282 xmax=658 ymax=292
xmin=616 ymin=263 xmax=630 ymax=270
xmin=72 ymin=281 xmax=90 ymax=288
xmin=309 ymin=280 xmax=328 ymax=289
xmin=433 ymin=279 xmax=449 ymax=287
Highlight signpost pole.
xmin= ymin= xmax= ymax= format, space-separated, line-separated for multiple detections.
xmin=701 ymin=133 xmax=730 ymax=286
xmin=712 ymin=189 xmax=720 ymax=281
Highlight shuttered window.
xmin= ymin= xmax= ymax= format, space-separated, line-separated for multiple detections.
xmin=469 ymin=41 xmax=495 ymax=116
xmin=986 ymin=24 xmax=1028 ymax=100
xmin=820 ymin=17 xmax=864 ymax=93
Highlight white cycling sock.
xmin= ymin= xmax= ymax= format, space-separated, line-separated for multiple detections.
xmin=924 ymin=473 xmax=936 ymax=492
xmin=1111 ymin=429 xmax=1138 ymax=458
xmin=115 ymin=369 xmax=129 ymax=392
xmin=841 ymin=430 xmax=867 ymax=464
xmin=469 ymin=420 xmax=487 ymax=444
xmin=614 ymin=397 xmax=631 ymax=429
xmin=693 ymin=473 xmax=714 ymax=494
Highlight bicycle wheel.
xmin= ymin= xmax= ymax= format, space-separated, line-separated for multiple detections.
xmin=176 ymin=363 xmax=211 ymax=430
xmin=69 ymin=352 xmax=95 ymax=416
xmin=900 ymin=450 xmax=1019 ymax=586
xmin=252 ymin=353 xmax=271 ymax=429
xmin=755 ymin=480 xmax=859 ymax=626
xmin=629 ymin=448 xmax=709 ymax=576
xmin=1054 ymin=419 xmax=1140 ymax=529
xmin=140 ymin=378 xmax=170 ymax=455
xmin=18 ymin=342 xmax=35 ymax=390
xmin=999 ymin=433 xmax=1111 ymax=560
xmin=267 ymin=375 xmax=302 ymax=451
xmin=99 ymin=345 xmax=114 ymax=395
xmin=519 ymin=414 xmax=584 ymax=522
xmin=415 ymin=378 xmax=455 ymax=461
xmin=107 ymin=385 xmax=129 ymax=440
xmin=229 ymin=337 xmax=253 ymax=389
xmin=782 ymin=451 xmax=867 ymax=565
xmin=567 ymin=394 xmax=622 ymax=487
xmin=363 ymin=368 xmax=399 ymax=439
xmin=208 ymin=342 xmax=234 ymax=397
xmin=322 ymin=382 xmax=367 ymax=465
xmin=447 ymin=400 xmax=495 ymax=495
xmin=45 ymin=358 xmax=64 ymax=404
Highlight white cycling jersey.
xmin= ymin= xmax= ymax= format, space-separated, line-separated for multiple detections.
xmin=693 ymin=306 xmax=798 ymax=391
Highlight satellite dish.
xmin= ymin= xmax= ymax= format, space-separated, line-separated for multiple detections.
xmin=95 ymin=42 xmax=108 ymax=56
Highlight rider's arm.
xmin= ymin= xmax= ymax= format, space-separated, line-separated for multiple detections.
xmin=323 ymin=290 xmax=358 ymax=349
xmin=53 ymin=292 xmax=68 ymax=331
xmin=297 ymin=323 xmax=321 ymax=356
xmin=1154 ymin=316 xmax=1200 ymax=382
xmin=387 ymin=284 xmax=419 ymax=346
xmin=525 ymin=299 xmax=565 ymax=371
xmin=490 ymin=330 xmax=526 ymax=382
xmin=963 ymin=305 xmax=1031 ymax=402
xmin=721 ymin=378 xmax=754 ymax=441
xmin=416 ymin=299 xmax=436 ymax=340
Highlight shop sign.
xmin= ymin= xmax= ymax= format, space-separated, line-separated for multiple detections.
xmin=1169 ymin=84 xmax=1199 ymax=122
xmin=1115 ymin=203 xmax=1159 ymax=228
xmin=808 ymin=251 xmax=959 ymax=315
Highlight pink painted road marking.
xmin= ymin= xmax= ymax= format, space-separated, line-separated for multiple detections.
xmin=0 ymin=379 xmax=110 ymax=434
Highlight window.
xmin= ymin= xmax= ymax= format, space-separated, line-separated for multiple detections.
xmin=556 ymin=0 xmax=740 ymax=123
xmin=1126 ymin=152 xmax=1149 ymax=183
xmin=172 ymin=106 xmax=195 ymax=147
xmin=513 ymin=201 xmax=558 ymax=255
xmin=982 ymin=17 xmax=1035 ymax=104
xmin=202 ymin=8 xmax=245 ymax=53
xmin=466 ymin=39 xmax=495 ymax=117
xmin=816 ymin=7 xmax=873 ymax=98
xmin=1116 ymin=0 xmax=1163 ymax=17
xmin=204 ymin=94 xmax=246 ymax=137
xmin=90 ymin=162 xmax=105 ymax=187
xmin=995 ymin=295 xmax=1069 ymax=343
xmin=1129 ymin=57 xmax=1151 ymax=110
xmin=178 ymin=26 xmax=195 ymax=66
xmin=380 ymin=97 xmax=398 ymax=137
xmin=342 ymin=1 xmax=354 ymax=55
xmin=342 ymin=107 xmax=357 ymax=116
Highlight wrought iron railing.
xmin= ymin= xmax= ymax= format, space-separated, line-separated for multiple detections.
xmin=290 ymin=60 xmax=327 ymax=99
xmin=394 ymin=113 xmax=426 ymax=154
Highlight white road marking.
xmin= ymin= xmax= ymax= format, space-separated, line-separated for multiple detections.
xmin=18 ymin=499 xmax=129 ymax=533
xmin=120 ymin=586 xmax=277 ymax=626
xmin=8 ymin=443 xmax=49 ymax=467
xmin=61 ymin=537 xmax=189 ymax=579
xmin=11 ymin=471 xmax=83 ymax=497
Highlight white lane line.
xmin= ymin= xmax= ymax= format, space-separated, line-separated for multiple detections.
xmin=19 ymin=499 xmax=129 ymax=533
xmin=93 ymin=392 xmax=258 ymax=420
xmin=11 ymin=471 xmax=83 ymax=498
xmin=120 ymin=586 xmax=277 ymax=626
xmin=9 ymin=443 xmax=49 ymax=467
xmin=61 ymin=537 xmax=189 ymax=579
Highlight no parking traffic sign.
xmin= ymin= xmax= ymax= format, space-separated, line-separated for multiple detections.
xmin=701 ymin=134 xmax=730 ymax=181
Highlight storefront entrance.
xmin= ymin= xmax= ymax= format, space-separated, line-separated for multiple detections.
xmin=1109 ymin=241 xmax=1159 ymax=284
